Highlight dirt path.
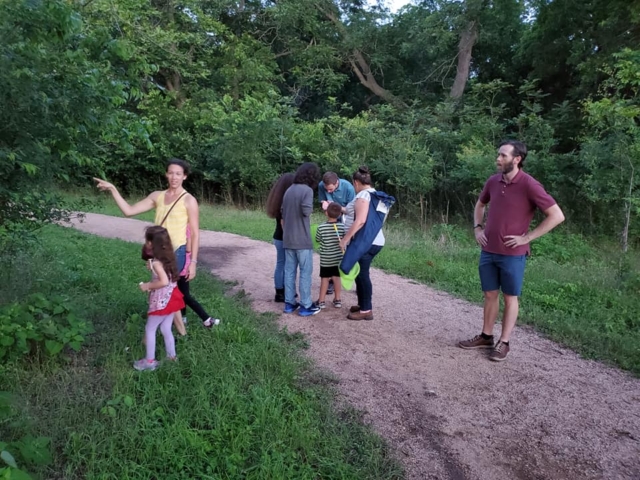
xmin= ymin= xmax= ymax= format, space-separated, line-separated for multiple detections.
xmin=71 ymin=213 xmax=640 ymax=480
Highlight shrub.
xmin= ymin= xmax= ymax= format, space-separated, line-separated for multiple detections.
xmin=0 ymin=392 xmax=52 ymax=480
xmin=0 ymin=294 xmax=94 ymax=363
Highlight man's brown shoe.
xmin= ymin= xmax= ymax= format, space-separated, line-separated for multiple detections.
xmin=458 ymin=334 xmax=494 ymax=350
xmin=347 ymin=310 xmax=373 ymax=321
xmin=489 ymin=341 xmax=510 ymax=362
xmin=349 ymin=305 xmax=360 ymax=313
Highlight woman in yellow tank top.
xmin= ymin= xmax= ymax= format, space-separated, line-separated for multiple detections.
xmin=153 ymin=190 xmax=189 ymax=251
xmin=94 ymin=159 xmax=220 ymax=328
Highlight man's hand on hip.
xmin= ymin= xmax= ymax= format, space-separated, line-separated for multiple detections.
xmin=504 ymin=234 xmax=530 ymax=248
xmin=475 ymin=229 xmax=488 ymax=247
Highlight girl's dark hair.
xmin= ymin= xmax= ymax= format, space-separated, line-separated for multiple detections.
xmin=145 ymin=226 xmax=180 ymax=280
xmin=499 ymin=140 xmax=527 ymax=169
xmin=266 ymin=173 xmax=295 ymax=218
xmin=166 ymin=158 xmax=191 ymax=176
xmin=293 ymin=162 xmax=321 ymax=190
xmin=352 ymin=165 xmax=372 ymax=186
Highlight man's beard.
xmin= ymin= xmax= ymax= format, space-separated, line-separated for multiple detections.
xmin=501 ymin=160 xmax=515 ymax=174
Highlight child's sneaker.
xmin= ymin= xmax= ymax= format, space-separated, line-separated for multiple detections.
xmin=203 ymin=317 xmax=220 ymax=328
xmin=326 ymin=279 xmax=335 ymax=295
xmin=133 ymin=358 xmax=159 ymax=371
xmin=284 ymin=302 xmax=300 ymax=314
xmin=332 ymin=299 xmax=342 ymax=308
xmin=182 ymin=316 xmax=187 ymax=325
xmin=316 ymin=301 xmax=326 ymax=309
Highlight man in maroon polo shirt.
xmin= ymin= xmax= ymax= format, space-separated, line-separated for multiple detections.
xmin=459 ymin=140 xmax=565 ymax=362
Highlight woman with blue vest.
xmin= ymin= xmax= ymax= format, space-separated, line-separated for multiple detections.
xmin=339 ymin=166 xmax=394 ymax=321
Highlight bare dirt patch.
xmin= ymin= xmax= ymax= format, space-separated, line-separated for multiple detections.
xmin=71 ymin=213 xmax=640 ymax=480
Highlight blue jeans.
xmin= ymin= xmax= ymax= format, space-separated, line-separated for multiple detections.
xmin=355 ymin=245 xmax=383 ymax=311
xmin=284 ymin=249 xmax=313 ymax=308
xmin=479 ymin=251 xmax=527 ymax=296
xmin=175 ymin=245 xmax=186 ymax=273
xmin=273 ymin=239 xmax=285 ymax=289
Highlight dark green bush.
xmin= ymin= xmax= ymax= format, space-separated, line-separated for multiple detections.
xmin=0 ymin=294 xmax=94 ymax=362
xmin=0 ymin=392 xmax=52 ymax=480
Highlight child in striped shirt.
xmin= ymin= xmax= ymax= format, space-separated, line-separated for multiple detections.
xmin=315 ymin=202 xmax=345 ymax=308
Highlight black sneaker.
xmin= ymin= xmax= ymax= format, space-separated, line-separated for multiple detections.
xmin=326 ymin=280 xmax=335 ymax=295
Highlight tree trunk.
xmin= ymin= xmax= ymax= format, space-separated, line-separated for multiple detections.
xmin=621 ymin=164 xmax=634 ymax=253
xmin=317 ymin=4 xmax=406 ymax=108
xmin=450 ymin=20 xmax=478 ymax=100
xmin=349 ymin=50 xmax=406 ymax=108
xmin=165 ymin=70 xmax=185 ymax=108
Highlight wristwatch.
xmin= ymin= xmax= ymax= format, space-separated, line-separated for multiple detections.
xmin=473 ymin=224 xmax=483 ymax=229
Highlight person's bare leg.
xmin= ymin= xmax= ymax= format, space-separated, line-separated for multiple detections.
xmin=173 ymin=311 xmax=186 ymax=336
xmin=332 ymin=276 xmax=342 ymax=301
xmin=318 ymin=278 xmax=330 ymax=303
xmin=499 ymin=294 xmax=519 ymax=342
xmin=482 ymin=290 xmax=500 ymax=335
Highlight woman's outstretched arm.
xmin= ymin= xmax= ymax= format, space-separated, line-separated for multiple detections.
xmin=93 ymin=178 xmax=157 ymax=217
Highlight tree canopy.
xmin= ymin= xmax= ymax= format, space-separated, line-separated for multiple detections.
xmin=1 ymin=0 xmax=639 ymax=247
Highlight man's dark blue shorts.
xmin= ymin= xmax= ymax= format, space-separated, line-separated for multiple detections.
xmin=479 ymin=251 xmax=527 ymax=296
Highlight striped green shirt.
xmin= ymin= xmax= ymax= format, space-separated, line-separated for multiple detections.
xmin=315 ymin=221 xmax=345 ymax=267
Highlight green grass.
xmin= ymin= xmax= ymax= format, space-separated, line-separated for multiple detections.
xmin=68 ymin=189 xmax=640 ymax=375
xmin=376 ymin=223 xmax=640 ymax=374
xmin=0 ymin=227 xmax=402 ymax=479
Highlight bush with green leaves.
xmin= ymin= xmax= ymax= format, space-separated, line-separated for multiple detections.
xmin=0 ymin=294 xmax=94 ymax=362
xmin=0 ymin=393 xmax=51 ymax=480
xmin=0 ymin=0 xmax=149 ymax=251
xmin=0 ymin=437 xmax=51 ymax=480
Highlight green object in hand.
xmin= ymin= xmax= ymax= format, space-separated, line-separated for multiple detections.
xmin=339 ymin=262 xmax=360 ymax=290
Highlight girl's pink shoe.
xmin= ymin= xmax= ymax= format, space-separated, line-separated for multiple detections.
xmin=133 ymin=358 xmax=159 ymax=371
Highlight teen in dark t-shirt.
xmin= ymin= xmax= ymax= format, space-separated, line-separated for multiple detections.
xmin=266 ymin=173 xmax=294 ymax=303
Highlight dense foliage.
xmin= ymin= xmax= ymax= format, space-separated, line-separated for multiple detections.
xmin=0 ymin=293 xmax=94 ymax=362
xmin=1 ymin=0 xmax=639 ymax=246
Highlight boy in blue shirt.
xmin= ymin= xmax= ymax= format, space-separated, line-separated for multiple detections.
xmin=318 ymin=172 xmax=356 ymax=212
xmin=318 ymin=172 xmax=355 ymax=294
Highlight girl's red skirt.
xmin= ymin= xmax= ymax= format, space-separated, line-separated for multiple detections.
xmin=149 ymin=288 xmax=185 ymax=316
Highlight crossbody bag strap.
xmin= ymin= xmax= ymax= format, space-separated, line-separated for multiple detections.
xmin=159 ymin=191 xmax=188 ymax=226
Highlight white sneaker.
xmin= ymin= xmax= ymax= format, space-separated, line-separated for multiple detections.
xmin=203 ymin=317 xmax=221 ymax=328
xmin=133 ymin=359 xmax=159 ymax=371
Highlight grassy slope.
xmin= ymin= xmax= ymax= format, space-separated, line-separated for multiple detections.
xmin=0 ymin=227 xmax=402 ymax=479
xmin=76 ymin=190 xmax=640 ymax=375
